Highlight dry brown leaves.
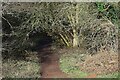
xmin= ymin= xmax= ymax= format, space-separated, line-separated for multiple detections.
xmin=80 ymin=50 xmax=118 ymax=75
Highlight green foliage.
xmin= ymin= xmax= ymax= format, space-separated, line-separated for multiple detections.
xmin=96 ymin=2 xmax=120 ymax=26
xmin=96 ymin=2 xmax=105 ymax=12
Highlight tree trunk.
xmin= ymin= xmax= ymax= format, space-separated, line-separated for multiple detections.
xmin=73 ymin=29 xmax=79 ymax=47
xmin=59 ymin=33 xmax=70 ymax=47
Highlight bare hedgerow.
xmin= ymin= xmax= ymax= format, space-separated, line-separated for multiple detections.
xmin=82 ymin=19 xmax=118 ymax=54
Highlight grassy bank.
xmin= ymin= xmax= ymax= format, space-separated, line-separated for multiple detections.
xmin=2 ymin=52 xmax=40 ymax=78
xmin=59 ymin=48 xmax=119 ymax=78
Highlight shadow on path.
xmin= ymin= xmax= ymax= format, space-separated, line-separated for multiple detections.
xmin=37 ymin=43 xmax=68 ymax=78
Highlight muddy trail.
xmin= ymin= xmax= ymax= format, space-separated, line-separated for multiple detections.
xmin=37 ymin=44 xmax=97 ymax=78
xmin=36 ymin=36 xmax=97 ymax=78
xmin=37 ymin=44 xmax=68 ymax=78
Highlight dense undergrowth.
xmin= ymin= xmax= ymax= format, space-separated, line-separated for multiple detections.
xmin=2 ymin=52 xmax=40 ymax=78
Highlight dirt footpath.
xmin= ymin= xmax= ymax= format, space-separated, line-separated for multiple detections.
xmin=38 ymin=44 xmax=68 ymax=78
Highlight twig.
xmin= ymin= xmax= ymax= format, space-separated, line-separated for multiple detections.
xmin=1 ymin=16 xmax=13 ymax=29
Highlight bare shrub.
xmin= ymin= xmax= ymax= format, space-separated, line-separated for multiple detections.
xmin=82 ymin=19 xmax=118 ymax=54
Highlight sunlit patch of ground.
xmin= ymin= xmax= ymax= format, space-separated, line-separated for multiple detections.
xmin=2 ymin=48 xmax=119 ymax=78
xmin=59 ymin=48 xmax=88 ymax=78
xmin=59 ymin=48 xmax=119 ymax=78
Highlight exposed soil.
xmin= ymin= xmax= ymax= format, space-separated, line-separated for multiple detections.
xmin=80 ymin=51 xmax=119 ymax=75
xmin=37 ymin=44 xmax=68 ymax=78
xmin=37 ymin=44 xmax=97 ymax=78
xmin=37 ymin=40 xmax=118 ymax=78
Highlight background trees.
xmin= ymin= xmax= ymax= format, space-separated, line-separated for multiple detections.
xmin=25 ymin=3 xmax=98 ymax=47
xmin=2 ymin=2 xmax=119 ymax=59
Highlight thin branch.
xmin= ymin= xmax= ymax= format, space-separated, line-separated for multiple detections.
xmin=1 ymin=16 xmax=13 ymax=29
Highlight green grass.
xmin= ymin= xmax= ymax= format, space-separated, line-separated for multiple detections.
xmin=2 ymin=78 xmax=40 ymax=80
xmin=97 ymin=72 xmax=120 ymax=78
xmin=59 ymin=52 xmax=119 ymax=78
xmin=2 ymin=50 xmax=119 ymax=78
xmin=3 ymin=55 xmax=40 ymax=78
xmin=59 ymin=53 xmax=88 ymax=78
